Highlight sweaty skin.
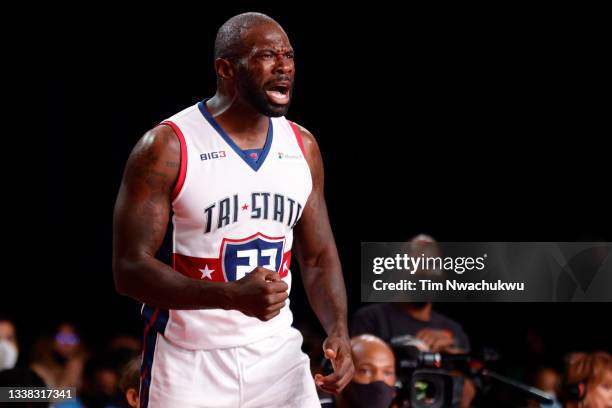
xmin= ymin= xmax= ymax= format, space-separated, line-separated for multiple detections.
xmin=112 ymin=18 xmax=353 ymax=395
xmin=295 ymin=123 xmax=354 ymax=394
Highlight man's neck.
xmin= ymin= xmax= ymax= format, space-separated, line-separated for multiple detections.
xmin=206 ymin=93 xmax=269 ymax=147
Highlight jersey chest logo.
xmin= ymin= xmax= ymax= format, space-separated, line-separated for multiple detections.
xmin=220 ymin=233 xmax=286 ymax=281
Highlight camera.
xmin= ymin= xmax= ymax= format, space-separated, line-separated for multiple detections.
xmin=391 ymin=335 xmax=466 ymax=408
xmin=410 ymin=369 xmax=464 ymax=408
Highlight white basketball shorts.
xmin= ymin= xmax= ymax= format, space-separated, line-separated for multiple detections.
xmin=140 ymin=326 xmax=320 ymax=408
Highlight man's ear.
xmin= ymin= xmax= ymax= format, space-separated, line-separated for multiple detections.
xmin=215 ymin=58 xmax=236 ymax=80
xmin=126 ymin=388 xmax=139 ymax=408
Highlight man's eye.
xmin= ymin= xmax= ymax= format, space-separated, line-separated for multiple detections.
xmin=358 ymin=368 xmax=371 ymax=375
xmin=285 ymin=53 xmax=295 ymax=59
xmin=261 ymin=54 xmax=274 ymax=60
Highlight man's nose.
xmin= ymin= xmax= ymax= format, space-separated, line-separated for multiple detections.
xmin=273 ymin=55 xmax=293 ymax=74
xmin=374 ymin=370 xmax=386 ymax=382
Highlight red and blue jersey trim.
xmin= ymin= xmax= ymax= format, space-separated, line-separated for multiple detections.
xmin=288 ymin=120 xmax=306 ymax=157
xmin=159 ymin=120 xmax=188 ymax=201
xmin=197 ymin=100 xmax=274 ymax=172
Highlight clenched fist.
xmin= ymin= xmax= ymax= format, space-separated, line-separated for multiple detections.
xmin=227 ymin=267 xmax=289 ymax=321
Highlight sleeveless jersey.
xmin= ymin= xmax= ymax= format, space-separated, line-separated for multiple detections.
xmin=142 ymin=101 xmax=312 ymax=350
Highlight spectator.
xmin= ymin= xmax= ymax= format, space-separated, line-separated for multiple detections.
xmin=528 ymin=366 xmax=562 ymax=408
xmin=78 ymin=334 xmax=140 ymax=408
xmin=0 ymin=314 xmax=18 ymax=371
xmin=79 ymin=352 xmax=124 ymax=408
xmin=30 ymin=322 xmax=86 ymax=388
xmin=334 ymin=334 xmax=397 ymax=408
xmin=118 ymin=354 xmax=141 ymax=408
xmin=562 ymin=351 xmax=612 ymax=408
xmin=352 ymin=236 xmax=475 ymax=407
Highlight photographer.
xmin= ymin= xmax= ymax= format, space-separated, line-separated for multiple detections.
xmin=353 ymin=235 xmax=470 ymax=353
xmin=352 ymin=235 xmax=475 ymax=406
xmin=351 ymin=302 xmax=470 ymax=354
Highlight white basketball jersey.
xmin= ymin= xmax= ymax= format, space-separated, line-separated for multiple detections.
xmin=142 ymin=101 xmax=312 ymax=350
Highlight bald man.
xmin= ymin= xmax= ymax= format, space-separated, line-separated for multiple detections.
xmin=351 ymin=335 xmax=397 ymax=387
xmin=113 ymin=12 xmax=353 ymax=408
xmin=342 ymin=334 xmax=476 ymax=408
xmin=335 ymin=335 xmax=397 ymax=408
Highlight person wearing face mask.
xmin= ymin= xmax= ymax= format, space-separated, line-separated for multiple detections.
xmin=0 ymin=315 xmax=19 ymax=371
xmin=326 ymin=334 xmax=398 ymax=408
xmin=351 ymin=236 xmax=475 ymax=407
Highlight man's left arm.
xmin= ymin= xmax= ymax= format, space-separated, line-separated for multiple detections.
xmin=292 ymin=123 xmax=354 ymax=395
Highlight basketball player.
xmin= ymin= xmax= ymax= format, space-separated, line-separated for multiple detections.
xmin=112 ymin=12 xmax=354 ymax=408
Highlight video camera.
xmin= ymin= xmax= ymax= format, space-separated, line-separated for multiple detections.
xmin=390 ymin=335 xmax=554 ymax=408
xmin=390 ymin=335 xmax=466 ymax=408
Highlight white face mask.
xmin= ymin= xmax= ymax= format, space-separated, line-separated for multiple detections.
xmin=0 ymin=339 xmax=18 ymax=370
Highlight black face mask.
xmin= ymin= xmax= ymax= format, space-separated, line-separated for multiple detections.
xmin=342 ymin=381 xmax=396 ymax=408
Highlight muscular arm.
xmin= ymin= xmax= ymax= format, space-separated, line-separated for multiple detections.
xmin=293 ymin=124 xmax=354 ymax=393
xmin=294 ymin=127 xmax=347 ymax=336
xmin=112 ymin=125 xmax=232 ymax=309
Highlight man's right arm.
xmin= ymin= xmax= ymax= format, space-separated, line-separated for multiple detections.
xmin=112 ymin=124 xmax=231 ymax=309
xmin=112 ymin=125 xmax=288 ymax=318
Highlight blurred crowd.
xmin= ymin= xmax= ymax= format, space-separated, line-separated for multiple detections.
xmin=1 ymin=237 xmax=611 ymax=408
xmin=1 ymin=307 xmax=611 ymax=408
xmin=0 ymin=316 xmax=141 ymax=408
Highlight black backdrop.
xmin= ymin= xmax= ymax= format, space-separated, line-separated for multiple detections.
xmin=5 ymin=4 xmax=610 ymax=372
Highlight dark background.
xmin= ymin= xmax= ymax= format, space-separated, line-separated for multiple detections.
xmin=6 ymin=4 xmax=610 ymax=375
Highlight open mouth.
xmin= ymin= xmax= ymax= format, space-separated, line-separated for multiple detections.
xmin=265 ymin=83 xmax=291 ymax=105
